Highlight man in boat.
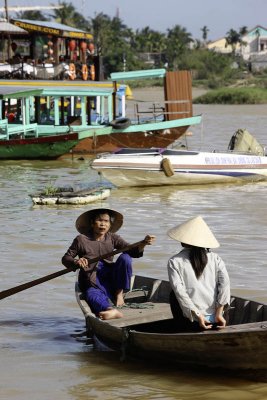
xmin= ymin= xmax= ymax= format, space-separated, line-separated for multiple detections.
xmin=167 ymin=216 xmax=230 ymax=331
xmin=62 ymin=208 xmax=155 ymax=320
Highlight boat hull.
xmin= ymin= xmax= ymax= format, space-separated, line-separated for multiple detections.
xmin=76 ymin=274 xmax=267 ymax=380
xmin=92 ymin=149 xmax=267 ymax=187
xmin=0 ymin=133 xmax=79 ymax=159
xmin=72 ymin=126 xmax=188 ymax=153
xmin=98 ymin=167 xmax=267 ymax=187
xmin=0 ymin=116 xmax=201 ymax=159
xmin=72 ymin=115 xmax=201 ymax=154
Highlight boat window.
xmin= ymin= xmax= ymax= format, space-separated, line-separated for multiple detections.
xmin=4 ymin=99 xmax=22 ymax=124
xmin=162 ymin=150 xmax=199 ymax=156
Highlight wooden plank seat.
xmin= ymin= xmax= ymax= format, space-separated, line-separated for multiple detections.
xmin=107 ymin=301 xmax=173 ymax=328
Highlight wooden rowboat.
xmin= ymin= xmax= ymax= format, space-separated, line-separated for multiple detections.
xmin=76 ymin=274 xmax=267 ymax=381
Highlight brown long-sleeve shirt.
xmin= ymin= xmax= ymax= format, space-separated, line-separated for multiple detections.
xmin=62 ymin=232 xmax=143 ymax=291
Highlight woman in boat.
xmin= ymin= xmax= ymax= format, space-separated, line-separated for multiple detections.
xmin=167 ymin=216 xmax=230 ymax=331
xmin=62 ymin=208 xmax=155 ymax=320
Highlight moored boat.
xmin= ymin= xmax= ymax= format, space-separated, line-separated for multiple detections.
xmin=91 ymin=129 xmax=267 ymax=187
xmin=0 ymin=69 xmax=201 ymax=159
xmin=75 ymin=273 xmax=267 ymax=381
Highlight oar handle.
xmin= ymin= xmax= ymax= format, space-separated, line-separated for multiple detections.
xmin=0 ymin=240 xmax=145 ymax=301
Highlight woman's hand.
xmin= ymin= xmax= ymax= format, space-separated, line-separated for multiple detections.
xmin=215 ymin=305 xmax=227 ymax=329
xmin=197 ymin=314 xmax=213 ymax=330
xmin=215 ymin=314 xmax=227 ymax=328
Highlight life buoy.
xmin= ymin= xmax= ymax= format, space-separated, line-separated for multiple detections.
xmin=109 ymin=118 xmax=131 ymax=130
xmin=90 ymin=64 xmax=95 ymax=81
xmin=69 ymin=63 xmax=76 ymax=80
xmin=7 ymin=112 xmax=15 ymax=123
xmin=81 ymin=64 xmax=88 ymax=81
xmin=161 ymin=158 xmax=174 ymax=177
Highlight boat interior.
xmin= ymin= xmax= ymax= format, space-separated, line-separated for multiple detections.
xmin=76 ymin=274 xmax=267 ymax=334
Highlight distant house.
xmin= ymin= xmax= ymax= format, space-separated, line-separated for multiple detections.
xmin=207 ymin=37 xmax=237 ymax=54
xmin=207 ymin=25 xmax=267 ymax=71
xmin=241 ymin=25 xmax=267 ymax=60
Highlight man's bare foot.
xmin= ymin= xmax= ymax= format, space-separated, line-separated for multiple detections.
xmin=99 ymin=308 xmax=123 ymax=320
xmin=115 ymin=290 xmax=125 ymax=307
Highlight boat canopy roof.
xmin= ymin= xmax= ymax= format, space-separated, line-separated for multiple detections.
xmin=110 ymin=69 xmax=166 ymax=81
xmin=0 ymin=87 xmax=43 ymax=99
xmin=0 ymin=81 xmax=114 ymax=99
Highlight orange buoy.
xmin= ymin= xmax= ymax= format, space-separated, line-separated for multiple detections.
xmin=90 ymin=64 xmax=95 ymax=81
xmin=81 ymin=64 xmax=88 ymax=81
xmin=69 ymin=63 xmax=76 ymax=80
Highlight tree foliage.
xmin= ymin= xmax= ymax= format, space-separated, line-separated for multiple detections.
xmin=15 ymin=1 xmax=248 ymax=81
xmin=15 ymin=10 xmax=49 ymax=21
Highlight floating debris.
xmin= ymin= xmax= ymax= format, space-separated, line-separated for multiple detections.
xmin=30 ymin=186 xmax=111 ymax=205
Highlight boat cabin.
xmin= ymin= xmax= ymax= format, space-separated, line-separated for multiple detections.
xmin=111 ymin=68 xmax=193 ymax=121
xmin=0 ymin=81 xmax=119 ymax=140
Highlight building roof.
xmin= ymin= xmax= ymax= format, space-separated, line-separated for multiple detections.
xmin=0 ymin=20 xmax=28 ymax=34
xmin=10 ymin=19 xmax=93 ymax=39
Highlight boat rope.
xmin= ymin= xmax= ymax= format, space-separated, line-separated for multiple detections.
xmin=118 ymin=302 xmax=155 ymax=309
xmin=117 ymin=287 xmax=155 ymax=309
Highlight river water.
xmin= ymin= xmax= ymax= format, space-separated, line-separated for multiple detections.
xmin=0 ymin=96 xmax=267 ymax=399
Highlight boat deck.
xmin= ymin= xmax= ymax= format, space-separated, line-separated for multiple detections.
xmin=107 ymin=301 xmax=173 ymax=328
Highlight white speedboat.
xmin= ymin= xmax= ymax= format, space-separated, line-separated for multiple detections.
xmin=91 ymin=129 xmax=267 ymax=188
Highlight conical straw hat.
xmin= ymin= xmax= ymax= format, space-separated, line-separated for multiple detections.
xmin=167 ymin=216 xmax=220 ymax=248
xmin=76 ymin=208 xmax=123 ymax=234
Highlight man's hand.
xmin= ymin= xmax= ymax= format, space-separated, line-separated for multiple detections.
xmin=144 ymin=235 xmax=156 ymax=245
xmin=75 ymin=257 xmax=89 ymax=270
xmin=138 ymin=235 xmax=156 ymax=251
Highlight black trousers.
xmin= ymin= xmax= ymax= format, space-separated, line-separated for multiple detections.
xmin=169 ymin=290 xmax=201 ymax=332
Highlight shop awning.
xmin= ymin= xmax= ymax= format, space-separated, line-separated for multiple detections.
xmin=10 ymin=19 xmax=93 ymax=40
xmin=0 ymin=21 xmax=28 ymax=35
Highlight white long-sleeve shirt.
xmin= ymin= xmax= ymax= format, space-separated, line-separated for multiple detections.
xmin=167 ymin=248 xmax=230 ymax=322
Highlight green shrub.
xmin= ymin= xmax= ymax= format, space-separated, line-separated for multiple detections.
xmin=194 ymin=87 xmax=267 ymax=104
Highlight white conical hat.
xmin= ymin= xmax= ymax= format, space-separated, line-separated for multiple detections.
xmin=167 ymin=216 xmax=220 ymax=248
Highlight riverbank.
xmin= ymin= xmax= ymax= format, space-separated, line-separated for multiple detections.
xmin=194 ymin=86 xmax=267 ymax=104
xmin=128 ymin=86 xmax=207 ymax=102
xmin=131 ymin=85 xmax=267 ymax=104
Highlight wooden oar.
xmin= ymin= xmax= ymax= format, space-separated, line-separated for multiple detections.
xmin=0 ymin=240 xmax=144 ymax=301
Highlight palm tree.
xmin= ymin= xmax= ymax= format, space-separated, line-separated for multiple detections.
xmin=225 ymin=29 xmax=240 ymax=55
xmin=89 ymin=13 xmax=113 ymax=56
xmin=165 ymin=25 xmax=193 ymax=69
xmin=51 ymin=1 xmax=77 ymax=26
xmin=239 ymin=26 xmax=248 ymax=36
xmin=201 ymin=25 xmax=209 ymax=45
xmin=15 ymin=10 xmax=49 ymax=21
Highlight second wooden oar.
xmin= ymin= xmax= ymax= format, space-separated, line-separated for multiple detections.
xmin=0 ymin=240 xmax=144 ymax=301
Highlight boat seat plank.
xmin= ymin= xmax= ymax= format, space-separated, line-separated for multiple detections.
xmin=107 ymin=302 xmax=173 ymax=328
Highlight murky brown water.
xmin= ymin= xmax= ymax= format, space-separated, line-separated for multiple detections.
xmin=0 ymin=97 xmax=267 ymax=399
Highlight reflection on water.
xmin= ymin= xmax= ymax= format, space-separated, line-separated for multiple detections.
xmin=70 ymin=352 xmax=267 ymax=400
xmin=0 ymin=104 xmax=267 ymax=399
